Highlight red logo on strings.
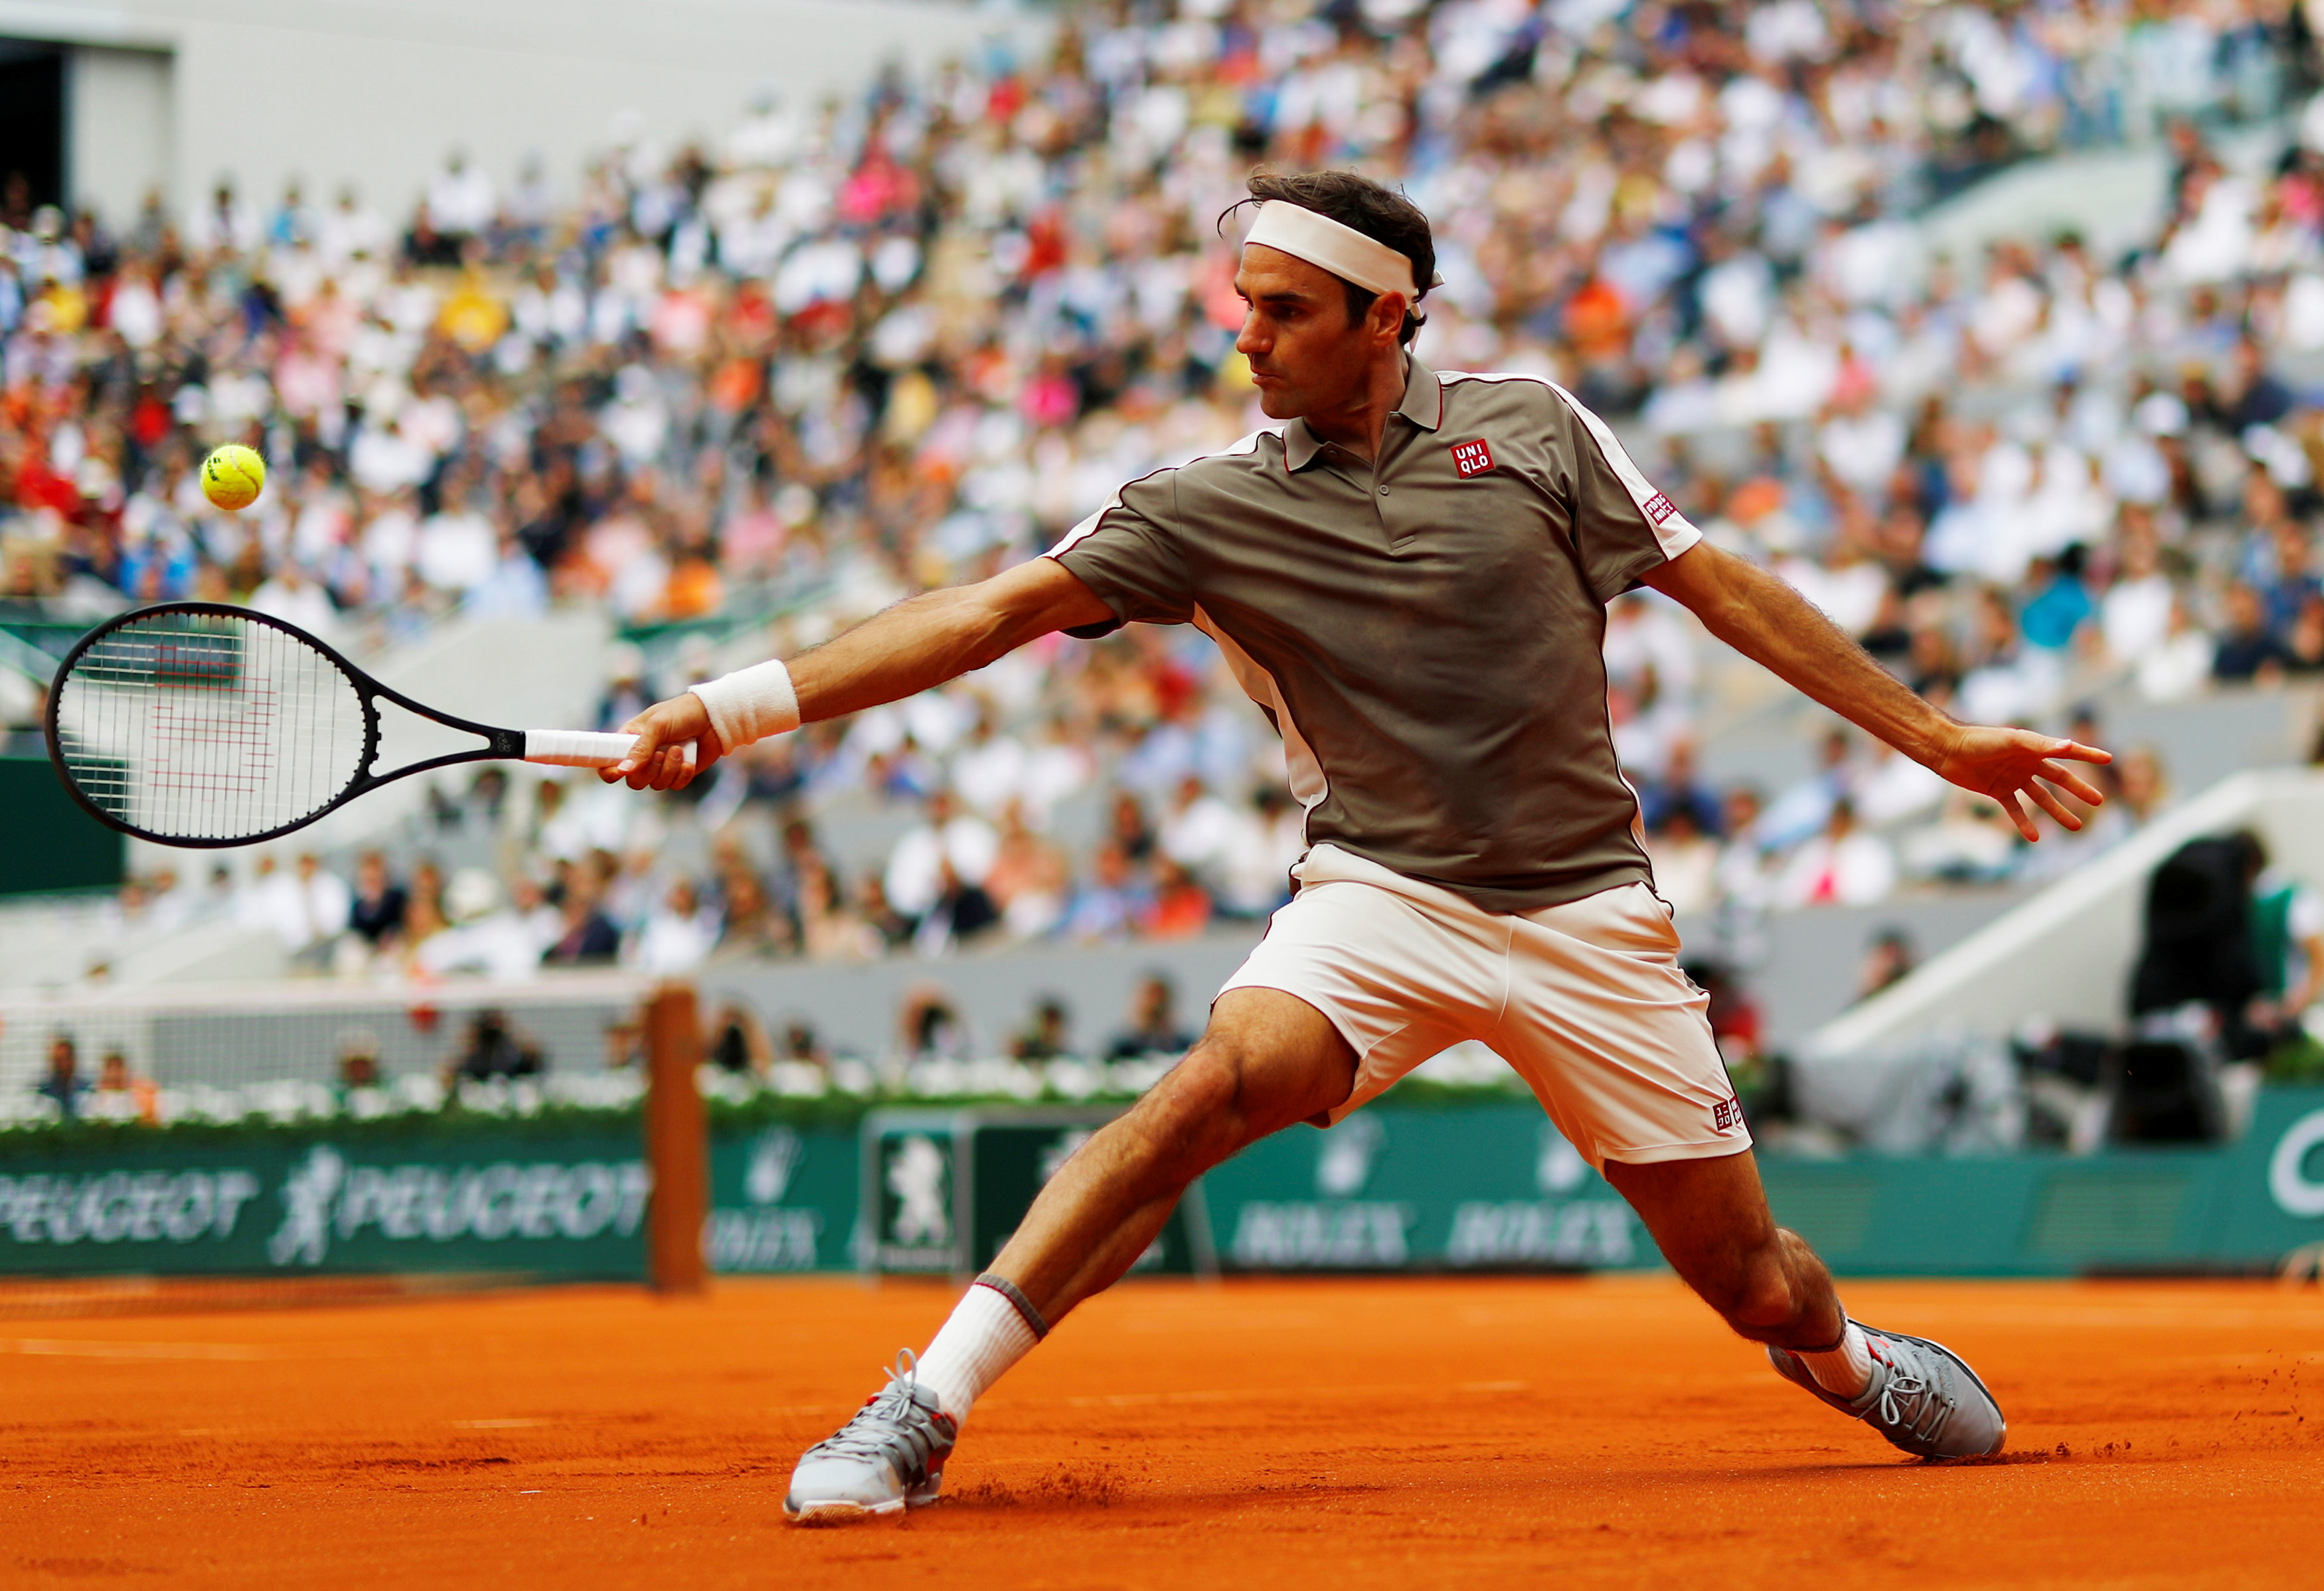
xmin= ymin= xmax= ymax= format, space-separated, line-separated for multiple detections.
xmin=1450 ymin=439 xmax=1495 ymax=478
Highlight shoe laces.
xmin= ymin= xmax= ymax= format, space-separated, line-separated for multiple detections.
xmin=809 ymin=1350 xmax=952 ymax=1475
xmin=1870 ymin=1339 xmax=1954 ymax=1444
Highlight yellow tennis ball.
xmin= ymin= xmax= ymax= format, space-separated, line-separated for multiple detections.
xmin=201 ymin=444 xmax=266 ymax=511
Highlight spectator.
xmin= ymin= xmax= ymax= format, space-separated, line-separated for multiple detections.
xmin=335 ymin=1029 xmax=383 ymax=1090
xmin=1853 ymin=740 xmax=1948 ymax=829
xmin=2252 ymin=517 xmax=2320 ymax=641
xmin=1062 ymin=844 xmax=1148 ymax=944
xmin=2100 ymin=509 xmax=2175 ymax=663
xmin=415 ymin=868 xmax=542 ymax=979
xmin=1216 ymin=786 xmax=1303 ymax=920
xmin=1107 ymin=975 xmax=1196 ymax=1060
xmin=795 ymin=856 xmax=878 ymax=962
xmin=769 ymin=815 xmax=837 ymax=924
xmin=1639 ymin=741 xmax=1724 ymax=839
xmin=1757 ymin=728 xmax=1853 ymax=852
xmin=983 ymin=802 xmax=1071 ymax=942
xmin=630 ymin=878 xmax=720 ymax=973
xmin=36 ymin=1035 xmax=86 ymax=1120
xmin=2139 ymin=592 xmax=2217 ymax=702
xmin=2116 ymin=744 xmax=2172 ymax=829
xmin=1107 ymin=790 xmax=1157 ymax=869
xmin=2019 ymin=548 xmax=2096 ymax=652
xmin=1141 ymin=859 xmax=1214 ymax=940
xmin=1858 ymin=929 xmax=1917 ymax=1000
xmin=705 ymin=1003 xmax=774 ymax=1076
xmin=1645 ymin=805 xmax=1721 ymax=918
xmin=1011 ymin=997 xmax=1073 ymax=1063
xmin=1157 ymin=774 xmax=1240 ymax=888
xmin=94 ymin=1048 xmax=158 ymax=1124
xmin=857 ymin=875 xmax=914 ymax=954
xmin=1714 ymin=786 xmax=1776 ymax=912
xmin=2214 ymin=580 xmax=2289 ymax=681
xmin=952 ymin=707 xmax=1029 ymax=817
xmin=544 ymin=868 xmax=621 ymax=966
xmin=884 ymin=790 xmax=998 ymax=924
xmin=450 ymin=1009 xmax=544 ymax=1082
xmin=348 ymin=851 xmax=408 ymax=950
xmin=237 ymin=851 xmax=351 ymax=955
xmin=1775 ymin=799 xmax=1898 ymax=908
xmin=2252 ymin=839 xmax=2324 ymax=1029
xmin=778 ymin=1020 xmax=829 ymax=1072
xmin=898 ymin=985 xmax=970 ymax=1064
xmin=1900 ymin=791 xmax=2025 ymax=885
xmin=911 ymin=858 xmax=1003 ymax=956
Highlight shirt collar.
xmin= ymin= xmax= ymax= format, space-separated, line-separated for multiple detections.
xmin=1282 ymin=356 xmax=1442 ymax=471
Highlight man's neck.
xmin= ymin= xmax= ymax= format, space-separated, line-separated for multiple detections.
xmin=1298 ymin=351 xmax=1410 ymax=465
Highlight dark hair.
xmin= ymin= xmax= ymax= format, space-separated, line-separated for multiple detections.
xmin=1222 ymin=169 xmax=1435 ymax=347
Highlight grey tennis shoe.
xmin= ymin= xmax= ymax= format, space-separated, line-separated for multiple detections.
xmin=783 ymin=1350 xmax=958 ymax=1523
xmin=1767 ymin=1321 xmax=2007 ymax=1460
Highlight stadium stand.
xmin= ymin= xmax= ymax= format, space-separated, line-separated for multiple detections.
xmin=9 ymin=0 xmax=2324 ymax=1098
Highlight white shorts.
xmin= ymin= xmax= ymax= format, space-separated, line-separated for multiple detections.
xmin=1218 ymin=844 xmax=1750 ymax=1169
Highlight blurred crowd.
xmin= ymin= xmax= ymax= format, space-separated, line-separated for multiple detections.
xmin=12 ymin=0 xmax=2324 ymax=975
xmin=98 ymin=748 xmax=1307 ymax=976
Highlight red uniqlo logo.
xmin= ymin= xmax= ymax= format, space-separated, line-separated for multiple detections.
xmin=1712 ymin=1097 xmax=1744 ymax=1132
xmin=1643 ymin=492 xmax=1678 ymax=525
xmin=1450 ymin=438 xmax=1494 ymax=477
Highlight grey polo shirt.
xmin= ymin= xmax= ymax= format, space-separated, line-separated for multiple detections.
xmin=1046 ymin=357 xmax=1702 ymax=913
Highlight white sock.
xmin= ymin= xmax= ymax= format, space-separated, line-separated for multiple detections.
xmin=912 ymin=1280 xmax=1042 ymax=1424
xmin=1793 ymin=1320 xmax=1874 ymax=1398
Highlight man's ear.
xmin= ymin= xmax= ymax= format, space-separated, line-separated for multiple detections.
xmin=1373 ymin=291 xmax=1408 ymax=343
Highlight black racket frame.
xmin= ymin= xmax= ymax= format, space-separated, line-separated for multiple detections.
xmin=45 ymin=600 xmax=531 ymax=849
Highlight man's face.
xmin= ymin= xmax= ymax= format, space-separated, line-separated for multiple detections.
xmin=1233 ymin=245 xmax=1400 ymax=420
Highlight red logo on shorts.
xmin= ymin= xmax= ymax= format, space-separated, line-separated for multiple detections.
xmin=1712 ymin=1097 xmax=1744 ymax=1133
xmin=1450 ymin=438 xmax=1495 ymax=478
xmin=1643 ymin=493 xmax=1679 ymax=525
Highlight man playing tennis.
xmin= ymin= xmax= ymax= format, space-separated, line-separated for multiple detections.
xmin=608 ymin=170 xmax=2108 ymax=1519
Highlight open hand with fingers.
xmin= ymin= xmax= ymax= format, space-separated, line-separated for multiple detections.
xmin=601 ymin=694 xmax=725 ymax=792
xmin=1928 ymin=725 xmax=2111 ymax=842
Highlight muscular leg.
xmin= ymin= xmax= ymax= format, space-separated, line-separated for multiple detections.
xmin=782 ymin=989 xmax=1357 ymax=1517
xmin=991 ymin=987 xmax=1357 ymax=1323
xmin=1602 ymin=1149 xmax=1846 ymax=1350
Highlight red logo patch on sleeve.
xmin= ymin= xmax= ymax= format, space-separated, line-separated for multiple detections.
xmin=1450 ymin=438 xmax=1495 ymax=478
xmin=1712 ymin=1097 xmax=1744 ymax=1133
xmin=1643 ymin=492 xmax=1678 ymax=525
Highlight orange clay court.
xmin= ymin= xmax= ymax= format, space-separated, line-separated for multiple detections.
xmin=3 ymin=1275 xmax=2321 ymax=1590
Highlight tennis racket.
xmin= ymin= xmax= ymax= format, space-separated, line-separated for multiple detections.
xmin=44 ymin=601 xmax=692 ymax=849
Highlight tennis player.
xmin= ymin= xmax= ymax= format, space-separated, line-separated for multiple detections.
xmin=608 ymin=170 xmax=2109 ymax=1519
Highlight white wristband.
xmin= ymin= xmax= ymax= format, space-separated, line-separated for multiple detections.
xmin=689 ymin=658 xmax=799 ymax=750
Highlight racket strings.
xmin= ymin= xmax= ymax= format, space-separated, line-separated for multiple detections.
xmin=56 ymin=613 xmax=369 ymax=843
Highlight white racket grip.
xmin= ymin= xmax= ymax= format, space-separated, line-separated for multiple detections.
xmin=522 ymin=730 xmax=698 ymax=771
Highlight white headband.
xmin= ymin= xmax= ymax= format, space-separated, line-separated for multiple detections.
xmin=1242 ymin=201 xmax=1438 ymax=301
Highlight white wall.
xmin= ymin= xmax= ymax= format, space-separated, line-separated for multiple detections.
xmin=68 ymin=43 xmax=171 ymax=224
xmin=0 ymin=0 xmax=1031 ymax=224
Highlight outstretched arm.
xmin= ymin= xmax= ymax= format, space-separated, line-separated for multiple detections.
xmin=602 ymin=556 xmax=1114 ymax=790
xmin=1639 ymin=541 xmax=2110 ymax=840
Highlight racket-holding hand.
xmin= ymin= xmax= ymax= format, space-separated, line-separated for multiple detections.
xmin=606 ymin=695 xmax=724 ymax=790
